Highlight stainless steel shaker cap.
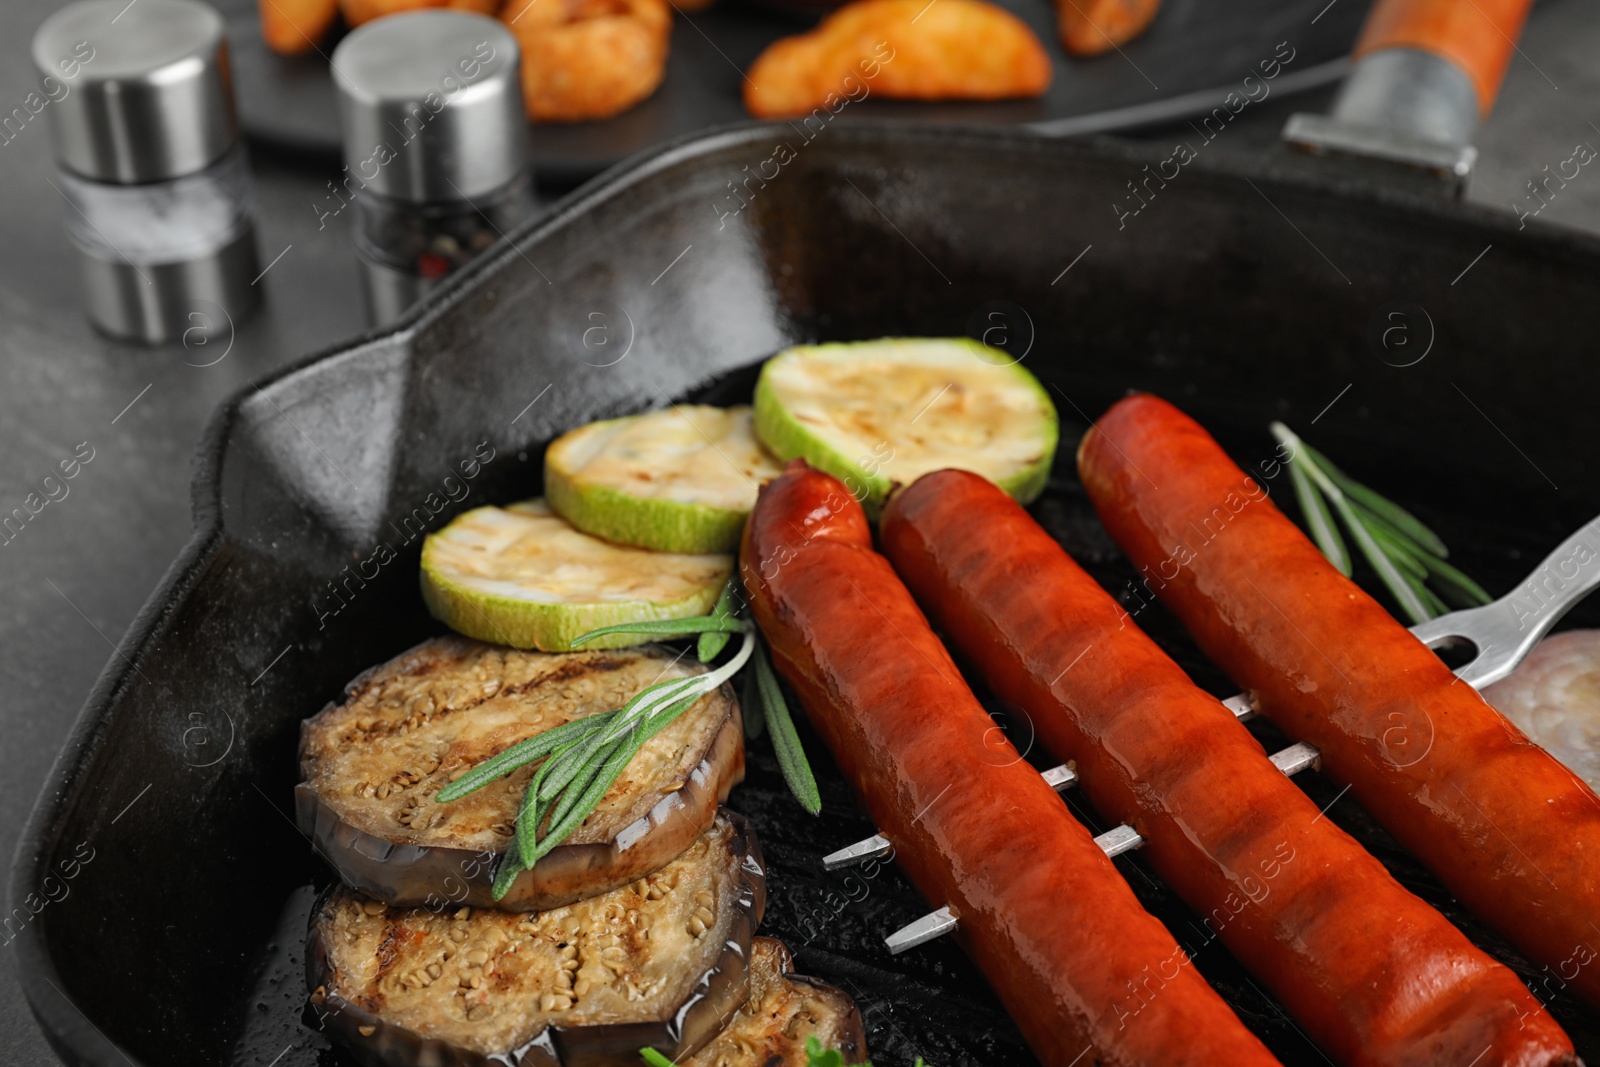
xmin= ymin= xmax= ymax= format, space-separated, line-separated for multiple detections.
xmin=332 ymin=12 xmax=526 ymax=203
xmin=32 ymin=0 xmax=239 ymax=183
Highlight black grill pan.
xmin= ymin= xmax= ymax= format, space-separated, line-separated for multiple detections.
xmin=11 ymin=123 xmax=1600 ymax=1067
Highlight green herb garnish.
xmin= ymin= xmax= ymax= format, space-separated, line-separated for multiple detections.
xmin=638 ymin=1035 xmax=926 ymax=1067
xmin=696 ymin=579 xmax=741 ymax=663
xmin=1272 ymin=422 xmax=1492 ymax=625
xmin=571 ymin=578 xmax=820 ymax=814
xmin=567 ymin=614 xmax=744 ymax=644
xmin=753 ymin=637 xmax=821 ymax=814
xmin=806 ymin=1036 xmax=852 ymax=1067
xmin=444 ymin=629 xmax=754 ymax=899
xmin=436 ymin=579 xmax=822 ymax=900
xmin=804 ymin=1036 xmax=927 ymax=1067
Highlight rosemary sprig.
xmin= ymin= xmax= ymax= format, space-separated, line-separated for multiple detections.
xmin=1286 ymin=452 xmax=1350 ymax=576
xmin=696 ymin=580 xmax=740 ymax=663
xmin=435 ymin=712 xmax=616 ymax=803
xmin=437 ymin=577 xmax=823 ymax=899
xmin=1271 ymin=422 xmax=1493 ymax=625
xmin=577 ymin=578 xmax=820 ymax=813
xmin=1295 ymin=439 xmax=1449 ymax=557
xmin=570 ymin=614 xmax=744 ymax=645
xmin=752 ymin=638 xmax=821 ymax=814
xmin=741 ymin=650 xmax=766 ymax=740
xmin=474 ymin=631 xmax=756 ymax=898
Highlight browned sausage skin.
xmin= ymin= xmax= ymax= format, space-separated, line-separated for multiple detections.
xmin=742 ymin=459 xmax=1280 ymax=1067
xmin=1079 ymin=392 xmax=1600 ymax=1012
xmin=882 ymin=467 xmax=1575 ymax=1067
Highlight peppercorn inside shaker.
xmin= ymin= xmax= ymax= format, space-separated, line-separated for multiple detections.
xmin=32 ymin=0 xmax=260 ymax=345
xmin=331 ymin=11 xmax=533 ymax=325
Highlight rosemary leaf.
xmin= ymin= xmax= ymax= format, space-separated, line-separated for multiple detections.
xmin=1330 ymin=490 xmax=1434 ymax=624
xmin=697 ymin=580 xmax=740 ymax=663
xmin=491 ymin=834 xmax=525 ymax=900
xmin=571 ymin=615 xmax=744 ymax=647
xmin=1296 ymin=440 xmax=1450 ymax=558
xmin=1287 ymin=454 xmax=1351 ymax=576
xmin=1346 ymin=498 xmax=1435 ymax=562
xmin=514 ymin=747 xmax=567 ymax=880
xmin=537 ymin=715 xmax=620 ymax=802
xmin=528 ymin=725 xmax=646 ymax=867
xmin=1346 ymin=498 xmax=1492 ymax=606
xmin=741 ymin=651 xmax=766 ymax=740
xmin=1402 ymin=569 xmax=1451 ymax=617
xmin=436 ymin=712 xmax=614 ymax=802
xmin=1415 ymin=552 xmax=1494 ymax=608
xmin=696 ymin=627 xmax=731 ymax=663
xmin=1365 ymin=523 xmax=1428 ymax=580
xmin=545 ymin=691 xmax=702 ymax=834
xmin=598 ymin=674 xmax=709 ymax=744
xmin=515 ymin=632 xmax=757 ymax=862
xmin=754 ymin=638 xmax=821 ymax=815
xmin=1275 ymin=423 xmax=1433 ymax=624
xmin=541 ymin=740 xmax=612 ymax=834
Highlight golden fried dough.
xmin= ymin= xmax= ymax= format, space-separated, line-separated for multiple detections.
xmin=259 ymin=0 xmax=338 ymax=53
xmin=744 ymin=0 xmax=1051 ymax=119
xmin=1056 ymin=0 xmax=1160 ymax=56
xmin=502 ymin=0 xmax=672 ymax=122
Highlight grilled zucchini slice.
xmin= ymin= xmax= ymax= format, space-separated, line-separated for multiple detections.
xmin=308 ymin=812 xmax=766 ymax=1067
xmin=297 ymin=637 xmax=743 ymax=911
xmin=546 ymin=405 xmax=784 ymax=553
xmin=684 ymin=938 xmax=867 ymax=1067
xmin=753 ymin=337 xmax=1058 ymax=516
xmin=420 ymin=499 xmax=732 ymax=651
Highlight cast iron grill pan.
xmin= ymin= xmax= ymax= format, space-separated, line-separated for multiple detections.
xmin=11 ymin=124 xmax=1600 ymax=1067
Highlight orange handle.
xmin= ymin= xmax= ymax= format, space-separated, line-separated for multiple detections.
xmin=1354 ymin=0 xmax=1534 ymax=114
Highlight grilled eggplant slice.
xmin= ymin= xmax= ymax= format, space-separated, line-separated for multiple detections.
xmin=308 ymin=811 xmax=767 ymax=1067
xmin=684 ymin=938 xmax=867 ymax=1067
xmin=297 ymin=637 xmax=744 ymax=911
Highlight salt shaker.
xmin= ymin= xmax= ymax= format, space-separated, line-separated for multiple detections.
xmin=33 ymin=0 xmax=260 ymax=344
xmin=331 ymin=11 xmax=533 ymax=325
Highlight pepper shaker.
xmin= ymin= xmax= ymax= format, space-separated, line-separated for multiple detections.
xmin=33 ymin=0 xmax=260 ymax=344
xmin=331 ymin=11 xmax=533 ymax=325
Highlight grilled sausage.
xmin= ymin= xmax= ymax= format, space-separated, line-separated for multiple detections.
xmin=882 ymin=468 xmax=1575 ymax=1067
xmin=1078 ymin=392 xmax=1600 ymax=1010
xmin=742 ymin=460 xmax=1279 ymax=1067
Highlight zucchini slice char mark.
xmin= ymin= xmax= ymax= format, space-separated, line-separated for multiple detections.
xmin=685 ymin=938 xmax=867 ymax=1067
xmin=298 ymin=638 xmax=743 ymax=910
xmin=308 ymin=811 xmax=767 ymax=1067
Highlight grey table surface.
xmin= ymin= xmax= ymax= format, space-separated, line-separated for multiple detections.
xmin=1 ymin=0 xmax=1597 ymax=1062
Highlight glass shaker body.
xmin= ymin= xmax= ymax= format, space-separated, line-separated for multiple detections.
xmin=352 ymin=171 xmax=534 ymax=324
xmin=57 ymin=143 xmax=258 ymax=343
xmin=332 ymin=11 xmax=532 ymax=326
xmin=33 ymin=0 xmax=260 ymax=343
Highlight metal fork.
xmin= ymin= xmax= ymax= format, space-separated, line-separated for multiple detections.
xmin=1407 ymin=514 xmax=1600 ymax=686
xmin=838 ymin=513 xmax=1600 ymax=954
